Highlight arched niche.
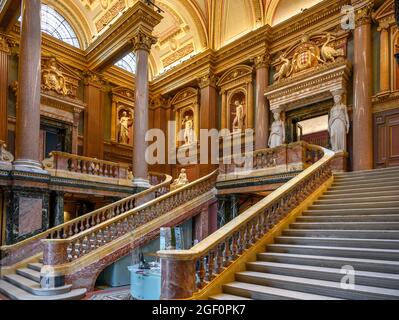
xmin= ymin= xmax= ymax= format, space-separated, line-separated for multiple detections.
xmin=111 ymin=87 xmax=135 ymax=146
xmin=217 ymin=65 xmax=254 ymax=131
xmin=171 ymin=87 xmax=199 ymax=146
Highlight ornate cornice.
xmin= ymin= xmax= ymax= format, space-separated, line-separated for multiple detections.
xmin=82 ymin=70 xmax=104 ymax=87
xmin=0 ymin=33 xmax=11 ymax=54
xmin=131 ymin=29 xmax=157 ymax=53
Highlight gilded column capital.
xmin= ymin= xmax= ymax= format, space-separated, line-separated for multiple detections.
xmin=82 ymin=70 xmax=104 ymax=87
xmin=377 ymin=21 xmax=390 ymax=32
xmin=131 ymin=29 xmax=157 ymax=52
xmin=0 ymin=34 xmax=11 ymax=54
xmin=354 ymin=0 xmax=374 ymax=27
xmin=198 ymin=71 xmax=218 ymax=89
xmin=254 ymin=53 xmax=271 ymax=70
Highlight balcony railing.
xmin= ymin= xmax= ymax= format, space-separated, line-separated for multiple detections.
xmin=42 ymin=152 xmax=133 ymax=186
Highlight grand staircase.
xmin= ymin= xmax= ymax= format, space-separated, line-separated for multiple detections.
xmin=211 ymin=167 xmax=399 ymax=300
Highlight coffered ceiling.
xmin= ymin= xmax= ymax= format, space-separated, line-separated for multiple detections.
xmin=45 ymin=0 xmax=325 ymax=76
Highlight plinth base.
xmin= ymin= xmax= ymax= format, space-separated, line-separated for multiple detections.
xmin=331 ymin=151 xmax=349 ymax=173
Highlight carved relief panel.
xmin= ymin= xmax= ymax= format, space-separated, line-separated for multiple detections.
xmin=111 ymin=87 xmax=135 ymax=147
xmin=171 ymin=87 xmax=199 ymax=147
xmin=217 ymin=65 xmax=254 ymax=131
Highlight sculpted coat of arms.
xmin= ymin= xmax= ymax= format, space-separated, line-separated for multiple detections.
xmin=41 ymin=57 xmax=71 ymax=96
xmin=273 ymin=33 xmax=345 ymax=83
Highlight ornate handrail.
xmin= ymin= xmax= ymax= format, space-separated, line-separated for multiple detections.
xmin=42 ymin=170 xmax=218 ymax=266
xmin=0 ymin=172 xmax=172 ymax=267
xmin=158 ymin=144 xmax=335 ymax=299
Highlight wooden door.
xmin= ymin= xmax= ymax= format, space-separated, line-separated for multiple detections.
xmin=374 ymin=109 xmax=399 ymax=168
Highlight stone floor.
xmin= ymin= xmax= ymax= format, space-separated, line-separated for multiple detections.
xmin=85 ymin=286 xmax=131 ymax=300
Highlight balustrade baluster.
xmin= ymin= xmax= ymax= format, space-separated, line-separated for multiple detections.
xmin=207 ymin=251 xmax=215 ymax=281
xmin=223 ymin=239 xmax=231 ymax=267
xmin=198 ymin=257 xmax=206 ymax=288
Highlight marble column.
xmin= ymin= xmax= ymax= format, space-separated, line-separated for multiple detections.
xmin=198 ymin=71 xmax=219 ymax=177
xmin=352 ymin=1 xmax=374 ymax=171
xmin=254 ymin=54 xmax=270 ymax=150
xmin=378 ymin=22 xmax=390 ymax=95
xmin=132 ymin=31 xmax=157 ymax=188
xmin=14 ymin=0 xmax=44 ymax=172
xmin=0 ymin=34 xmax=11 ymax=144
xmin=83 ymin=72 xmax=104 ymax=159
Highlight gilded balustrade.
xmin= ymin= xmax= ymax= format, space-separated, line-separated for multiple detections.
xmin=158 ymin=144 xmax=335 ymax=299
xmin=42 ymin=170 xmax=218 ymax=266
xmin=0 ymin=172 xmax=171 ymax=267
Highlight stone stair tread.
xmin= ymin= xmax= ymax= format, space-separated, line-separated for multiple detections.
xmin=276 ymin=236 xmax=399 ymax=245
xmin=318 ymin=196 xmax=399 ymax=203
xmin=16 ymin=268 xmax=41 ymax=283
xmin=247 ymin=261 xmax=399 ymax=281
xmin=236 ymin=271 xmax=399 ymax=298
xmin=4 ymin=274 xmax=72 ymax=296
xmin=27 ymin=263 xmax=43 ymax=272
xmin=259 ymin=252 xmax=399 ymax=267
xmin=223 ymin=281 xmax=341 ymax=300
xmin=311 ymin=201 xmax=399 ymax=208
xmin=327 ymin=186 xmax=399 ymax=193
xmin=334 ymin=167 xmax=399 ymax=176
xmin=267 ymin=243 xmax=399 ymax=254
xmin=291 ymin=221 xmax=399 ymax=227
xmin=304 ymin=208 xmax=399 ymax=214
xmin=0 ymin=280 xmax=86 ymax=300
xmin=209 ymin=293 xmax=253 ymax=300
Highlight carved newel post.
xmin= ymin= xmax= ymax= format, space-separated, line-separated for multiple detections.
xmin=132 ymin=30 xmax=157 ymax=188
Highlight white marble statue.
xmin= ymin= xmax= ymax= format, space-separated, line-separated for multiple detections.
xmin=268 ymin=111 xmax=285 ymax=148
xmin=171 ymin=169 xmax=189 ymax=189
xmin=232 ymin=101 xmax=245 ymax=131
xmin=329 ymin=93 xmax=350 ymax=152
xmin=118 ymin=111 xmax=132 ymax=144
xmin=182 ymin=115 xmax=195 ymax=145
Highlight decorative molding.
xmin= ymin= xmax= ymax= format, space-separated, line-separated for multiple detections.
xmin=198 ymin=70 xmax=218 ymax=89
xmin=354 ymin=0 xmax=374 ymax=27
xmin=131 ymin=28 xmax=158 ymax=52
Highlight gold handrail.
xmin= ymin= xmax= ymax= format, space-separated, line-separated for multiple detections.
xmin=0 ymin=172 xmax=172 ymax=258
xmin=158 ymin=144 xmax=335 ymax=298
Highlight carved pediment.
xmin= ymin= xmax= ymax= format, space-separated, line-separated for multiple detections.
xmin=373 ymin=0 xmax=395 ymax=22
xmin=217 ymin=65 xmax=253 ymax=90
xmin=272 ymin=32 xmax=348 ymax=84
xmin=41 ymin=56 xmax=81 ymax=99
xmin=171 ymin=87 xmax=198 ymax=107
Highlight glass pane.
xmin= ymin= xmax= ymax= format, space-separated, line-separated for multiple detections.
xmin=115 ymin=53 xmax=136 ymax=74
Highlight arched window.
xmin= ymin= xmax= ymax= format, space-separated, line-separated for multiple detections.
xmin=41 ymin=5 xmax=80 ymax=48
xmin=19 ymin=4 xmax=80 ymax=48
xmin=115 ymin=53 xmax=136 ymax=74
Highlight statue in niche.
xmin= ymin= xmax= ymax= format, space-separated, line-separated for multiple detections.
xmin=329 ymin=92 xmax=350 ymax=152
xmin=182 ymin=114 xmax=195 ymax=145
xmin=118 ymin=110 xmax=133 ymax=145
xmin=232 ymin=101 xmax=245 ymax=132
xmin=269 ymin=111 xmax=285 ymax=148
xmin=171 ymin=169 xmax=189 ymax=190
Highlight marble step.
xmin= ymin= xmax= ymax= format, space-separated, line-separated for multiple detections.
xmin=209 ymin=293 xmax=253 ymax=300
xmin=266 ymin=244 xmax=399 ymax=261
xmin=282 ymin=229 xmax=399 ymax=239
xmin=4 ymin=274 xmax=72 ymax=296
xmin=330 ymin=181 xmax=399 ymax=191
xmin=27 ymin=263 xmax=43 ymax=272
xmin=247 ymin=261 xmax=399 ymax=290
xmin=258 ymin=252 xmax=399 ymax=274
xmin=334 ymin=167 xmax=399 ymax=179
xmin=16 ymin=268 xmax=41 ymax=283
xmin=235 ymin=271 xmax=399 ymax=300
xmin=275 ymin=236 xmax=399 ymax=250
xmin=222 ymin=281 xmax=340 ymax=300
xmin=326 ymin=185 xmax=399 ymax=195
xmin=332 ymin=176 xmax=399 ymax=187
xmin=309 ymin=201 xmax=399 ymax=211
xmin=316 ymin=195 xmax=399 ymax=204
xmin=296 ymin=214 xmax=399 ymax=223
xmin=0 ymin=280 xmax=86 ymax=300
xmin=302 ymin=208 xmax=399 ymax=216
xmin=290 ymin=222 xmax=399 ymax=230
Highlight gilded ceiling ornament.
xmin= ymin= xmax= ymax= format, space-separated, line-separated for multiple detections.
xmin=131 ymin=30 xmax=157 ymax=52
xmin=41 ymin=58 xmax=71 ymax=96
